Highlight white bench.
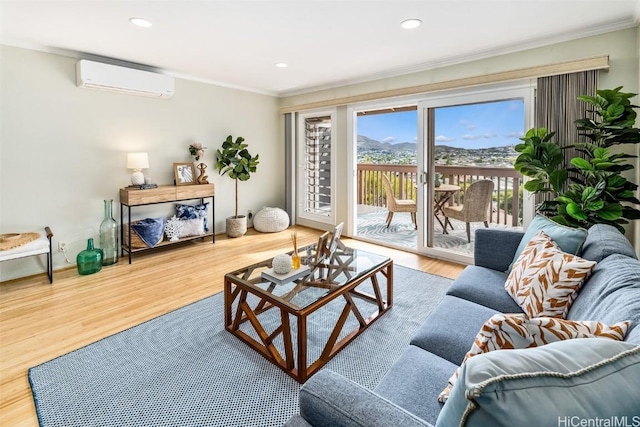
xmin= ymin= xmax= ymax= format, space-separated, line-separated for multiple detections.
xmin=0 ymin=227 xmax=53 ymax=283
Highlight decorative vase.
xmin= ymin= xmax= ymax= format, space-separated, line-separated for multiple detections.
xmin=435 ymin=175 xmax=441 ymax=188
xmin=226 ymin=216 xmax=247 ymax=238
xmin=99 ymin=199 xmax=119 ymax=265
xmin=77 ymin=238 xmax=102 ymax=275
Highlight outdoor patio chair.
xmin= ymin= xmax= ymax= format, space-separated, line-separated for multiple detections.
xmin=381 ymin=174 xmax=417 ymax=229
xmin=443 ymin=179 xmax=494 ymax=242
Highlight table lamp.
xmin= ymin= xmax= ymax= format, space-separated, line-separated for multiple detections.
xmin=127 ymin=152 xmax=149 ymax=185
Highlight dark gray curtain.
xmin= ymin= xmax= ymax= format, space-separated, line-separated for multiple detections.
xmin=534 ymin=70 xmax=599 ymax=205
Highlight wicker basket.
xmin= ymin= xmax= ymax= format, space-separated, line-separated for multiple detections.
xmin=124 ymin=223 xmax=149 ymax=248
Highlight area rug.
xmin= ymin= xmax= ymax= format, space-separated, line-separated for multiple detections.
xmin=357 ymin=208 xmax=474 ymax=253
xmin=29 ymin=265 xmax=452 ymax=427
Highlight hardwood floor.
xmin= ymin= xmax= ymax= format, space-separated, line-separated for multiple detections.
xmin=0 ymin=226 xmax=465 ymax=426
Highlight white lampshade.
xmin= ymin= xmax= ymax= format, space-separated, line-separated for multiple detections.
xmin=127 ymin=152 xmax=149 ymax=185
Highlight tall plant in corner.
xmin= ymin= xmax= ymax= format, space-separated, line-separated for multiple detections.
xmin=514 ymin=87 xmax=640 ymax=233
xmin=216 ymin=135 xmax=259 ymax=237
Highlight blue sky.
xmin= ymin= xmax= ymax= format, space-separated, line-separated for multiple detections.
xmin=357 ymin=99 xmax=525 ymax=149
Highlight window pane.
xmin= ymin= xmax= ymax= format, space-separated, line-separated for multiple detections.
xmin=303 ymin=116 xmax=332 ymax=216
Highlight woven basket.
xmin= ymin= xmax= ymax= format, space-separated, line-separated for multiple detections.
xmin=226 ymin=217 xmax=247 ymax=238
xmin=124 ymin=223 xmax=148 ymax=248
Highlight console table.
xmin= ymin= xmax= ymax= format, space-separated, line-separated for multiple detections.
xmin=120 ymin=184 xmax=215 ymax=263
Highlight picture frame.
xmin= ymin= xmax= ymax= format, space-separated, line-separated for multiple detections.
xmin=173 ymin=162 xmax=196 ymax=186
xmin=327 ymin=222 xmax=344 ymax=256
xmin=314 ymin=231 xmax=330 ymax=264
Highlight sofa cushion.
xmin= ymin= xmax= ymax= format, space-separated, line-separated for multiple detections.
xmin=567 ymin=254 xmax=640 ymax=345
xmin=298 ymin=369 xmax=430 ymax=427
xmin=580 ymin=223 xmax=637 ymax=263
xmin=473 ymin=228 xmax=524 ymax=271
xmin=374 ymin=345 xmax=456 ymax=425
xmin=505 ymin=231 xmax=596 ymax=318
xmin=509 ymin=215 xmax=587 ymax=271
xmin=410 ymin=296 xmax=499 ymax=366
xmin=436 ymin=339 xmax=640 ymax=427
xmin=446 ymin=266 xmax=522 ymax=313
xmin=438 ymin=314 xmax=630 ymax=402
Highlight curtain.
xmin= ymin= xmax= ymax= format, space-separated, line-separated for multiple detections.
xmin=534 ymin=70 xmax=599 ymax=205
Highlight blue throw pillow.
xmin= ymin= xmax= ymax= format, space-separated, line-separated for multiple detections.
xmin=176 ymin=203 xmax=209 ymax=232
xmin=436 ymin=338 xmax=640 ymax=427
xmin=508 ymin=215 xmax=587 ymax=272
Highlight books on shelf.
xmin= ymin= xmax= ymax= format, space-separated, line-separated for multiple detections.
xmin=261 ymin=265 xmax=311 ymax=285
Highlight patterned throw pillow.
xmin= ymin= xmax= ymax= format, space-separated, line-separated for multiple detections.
xmin=438 ymin=314 xmax=630 ymax=403
xmin=505 ymin=231 xmax=596 ymax=318
xmin=176 ymin=203 xmax=209 ymax=231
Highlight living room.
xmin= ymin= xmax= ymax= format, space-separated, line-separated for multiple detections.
xmin=1 ymin=1 xmax=640 ymax=426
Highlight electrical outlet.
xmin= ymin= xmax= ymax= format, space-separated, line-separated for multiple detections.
xmin=58 ymin=241 xmax=67 ymax=252
xmin=248 ymin=210 xmax=253 ymax=219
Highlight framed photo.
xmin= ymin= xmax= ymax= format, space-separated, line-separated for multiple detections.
xmin=327 ymin=222 xmax=344 ymax=256
xmin=314 ymin=231 xmax=330 ymax=264
xmin=173 ymin=162 xmax=196 ymax=186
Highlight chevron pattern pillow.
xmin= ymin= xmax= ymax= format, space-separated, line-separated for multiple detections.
xmin=505 ymin=231 xmax=596 ymax=318
xmin=438 ymin=314 xmax=630 ymax=403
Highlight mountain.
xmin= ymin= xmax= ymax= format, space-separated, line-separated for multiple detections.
xmin=357 ymin=135 xmax=416 ymax=152
xmin=357 ymin=135 xmax=515 ymax=154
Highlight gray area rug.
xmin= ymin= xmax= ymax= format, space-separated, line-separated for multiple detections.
xmin=29 ymin=265 xmax=452 ymax=427
xmin=357 ymin=208 xmax=474 ymax=253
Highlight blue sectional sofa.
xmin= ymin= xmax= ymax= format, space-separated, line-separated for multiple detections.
xmin=284 ymin=224 xmax=640 ymax=426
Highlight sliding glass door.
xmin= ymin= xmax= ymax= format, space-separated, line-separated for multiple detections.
xmin=417 ymin=85 xmax=533 ymax=263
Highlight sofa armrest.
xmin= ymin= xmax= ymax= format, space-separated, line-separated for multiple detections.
xmin=296 ymin=369 xmax=432 ymax=427
xmin=474 ymin=228 xmax=524 ymax=271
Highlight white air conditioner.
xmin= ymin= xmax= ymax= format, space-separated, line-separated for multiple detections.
xmin=76 ymin=60 xmax=175 ymax=99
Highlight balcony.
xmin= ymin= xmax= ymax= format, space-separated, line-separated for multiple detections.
xmin=356 ymin=163 xmax=523 ymax=255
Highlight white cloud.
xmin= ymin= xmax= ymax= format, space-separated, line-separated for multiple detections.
xmin=459 ymin=120 xmax=476 ymax=130
xmin=435 ymin=135 xmax=456 ymax=142
xmin=382 ymin=136 xmax=396 ymax=144
xmin=463 ymin=134 xmax=481 ymax=140
xmin=504 ymin=131 xmax=524 ymax=138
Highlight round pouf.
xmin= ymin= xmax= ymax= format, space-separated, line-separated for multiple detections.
xmin=253 ymin=207 xmax=290 ymax=233
xmin=272 ymin=253 xmax=292 ymax=274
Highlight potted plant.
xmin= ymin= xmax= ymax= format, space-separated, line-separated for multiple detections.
xmin=216 ymin=135 xmax=260 ymax=237
xmin=514 ymin=87 xmax=640 ymax=233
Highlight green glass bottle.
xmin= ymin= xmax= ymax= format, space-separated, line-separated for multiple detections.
xmin=77 ymin=238 xmax=102 ymax=275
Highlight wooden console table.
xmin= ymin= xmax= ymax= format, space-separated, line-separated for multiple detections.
xmin=120 ymin=184 xmax=215 ymax=263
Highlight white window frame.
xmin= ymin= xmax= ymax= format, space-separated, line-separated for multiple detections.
xmin=296 ymin=109 xmax=337 ymax=225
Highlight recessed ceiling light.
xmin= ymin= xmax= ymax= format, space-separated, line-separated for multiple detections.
xmin=129 ymin=17 xmax=152 ymax=28
xmin=400 ymin=18 xmax=422 ymax=29
xmin=275 ymin=62 xmax=288 ymax=68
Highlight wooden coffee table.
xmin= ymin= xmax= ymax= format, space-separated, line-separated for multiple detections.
xmin=224 ymin=245 xmax=393 ymax=383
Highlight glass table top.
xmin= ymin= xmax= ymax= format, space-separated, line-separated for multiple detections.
xmin=225 ymin=245 xmax=390 ymax=310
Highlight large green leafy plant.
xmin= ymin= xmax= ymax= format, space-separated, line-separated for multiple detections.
xmin=216 ymin=135 xmax=259 ymax=218
xmin=514 ymin=87 xmax=640 ymax=233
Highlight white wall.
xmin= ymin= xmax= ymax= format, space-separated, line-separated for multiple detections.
xmin=0 ymin=46 xmax=282 ymax=281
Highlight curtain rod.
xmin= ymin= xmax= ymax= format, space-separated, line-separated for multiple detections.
xmin=279 ymin=55 xmax=609 ymax=114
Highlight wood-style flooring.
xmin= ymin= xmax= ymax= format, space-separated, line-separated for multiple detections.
xmin=0 ymin=226 xmax=465 ymax=426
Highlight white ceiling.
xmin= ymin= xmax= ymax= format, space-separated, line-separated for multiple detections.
xmin=1 ymin=0 xmax=639 ymax=97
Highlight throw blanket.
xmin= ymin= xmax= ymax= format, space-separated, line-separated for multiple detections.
xmin=131 ymin=218 xmax=166 ymax=248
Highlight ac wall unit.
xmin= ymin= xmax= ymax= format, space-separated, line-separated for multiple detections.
xmin=76 ymin=60 xmax=175 ymax=99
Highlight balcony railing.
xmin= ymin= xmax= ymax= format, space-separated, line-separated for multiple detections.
xmin=357 ymin=164 xmax=522 ymax=226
